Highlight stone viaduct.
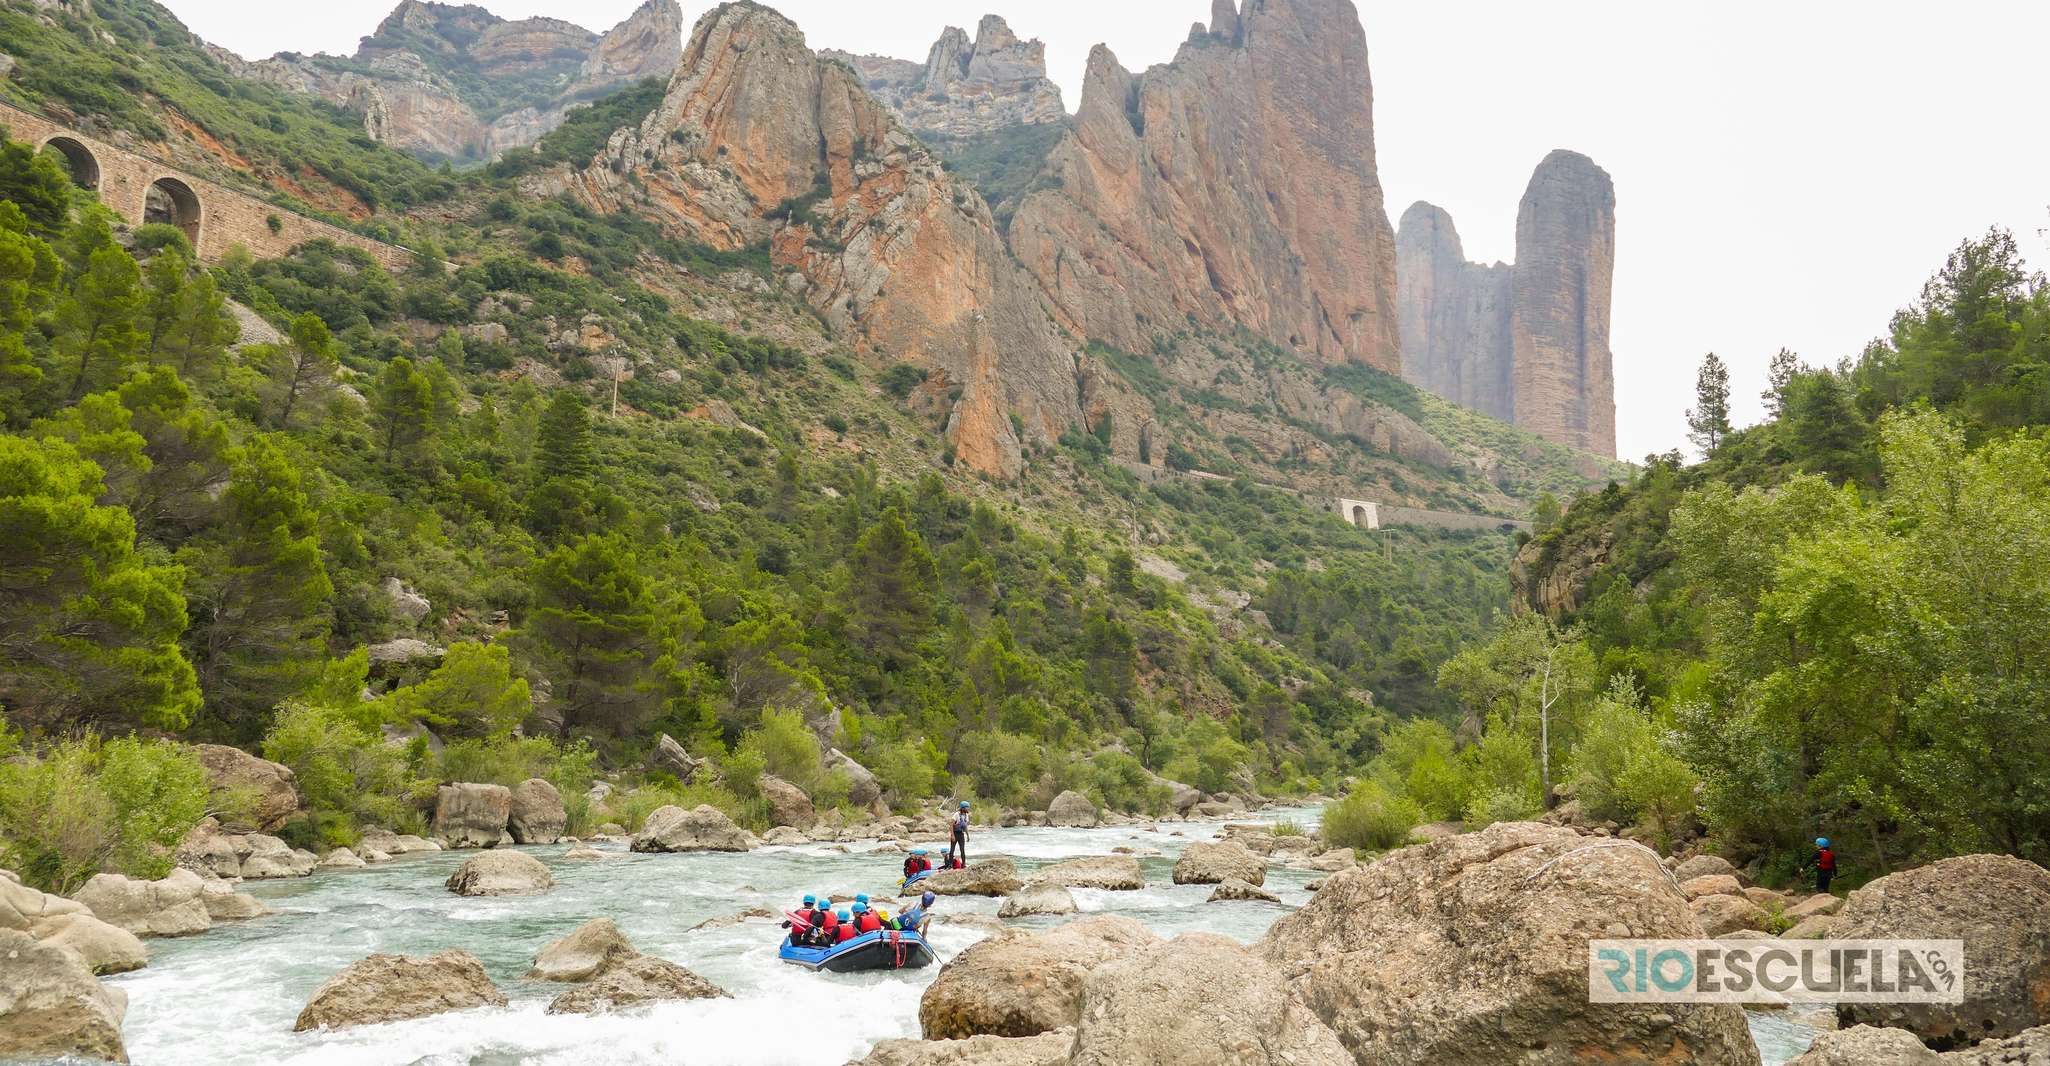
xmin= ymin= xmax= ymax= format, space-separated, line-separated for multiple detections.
xmin=1 ymin=100 xmax=410 ymax=271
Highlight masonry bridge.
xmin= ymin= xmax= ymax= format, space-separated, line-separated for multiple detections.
xmin=1 ymin=100 xmax=409 ymax=271
xmin=1116 ymin=461 xmax=1531 ymax=534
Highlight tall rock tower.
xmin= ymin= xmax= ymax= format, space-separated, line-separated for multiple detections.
xmin=1396 ymin=150 xmax=1616 ymax=456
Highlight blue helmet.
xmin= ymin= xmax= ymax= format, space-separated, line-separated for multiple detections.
xmin=819 ymin=892 xmax=833 ymax=905
xmin=1816 ymin=838 xmax=1830 ymax=848
xmin=960 ymin=801 xmax=970 ymax=809
xmin=921 ymin=890 xmax=936 ymax=907
xmin=802 ymin=894 xmax=815 ymax=907
xmin=836 ymin=909 xmax=850 ymax=922
xmin=856 ymin=894 xmax=869 ymax=904
xmin=910 ymin=848 xmax=929 ymax=856
xmin=852 ymin=902 xmax=868 ymax=914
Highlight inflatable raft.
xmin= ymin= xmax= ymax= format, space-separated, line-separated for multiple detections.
xmin=898 ymin=869 xmax=932 ymax=891
xmin=779 ymin=928 xmax=937 ymax=973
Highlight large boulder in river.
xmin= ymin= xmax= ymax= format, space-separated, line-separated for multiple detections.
xmin=545 ymin=954 xmax=729 ymax=1014
xmin=1071 ymin=932 xmax=1350 ymax=1066
xmin=32 ymin=912 xmax=148 ymax=976
xmin=192 ymin=743 xmax=301 ymax=831
xmin=237 ymin=833 xmax=316 ymax=878
xmin=1046 ymin=790 xmax=1098 ymax=828
xmin=1832 ymin=853 xmax=2050 ymax=1047
xmin=1171 ymin=840 xmax=1265 ymax=886
xmin=0 ymin=929 xmax=129 ymax=1062
xmin=1259 ymin=821 xmax=1758 ymax=1066
xmin=758 ymin=774 xmax=818 ymax=830
xmin=1208 ymin=878 xmax=1279 ymax=903
xmin=433 ymin=783 xmax=513 ymax=848
xmin=173 ymin=818 xmax=245 ymax=878
xmin=925 ymin=857 xmax=1024 ymax=897
xmin=920 ymin=914 xmax=1157 ymax=1039
xmin=72 ymin=869 xmax=210 ymax=937
xmin=630 ymin=804 xmax=755 ymax=853
xmin=999 ymin=883 xmax=1078 ymax=918
xmin=527 ymin=917 xmax=639 ymax=981
xmin=1026 ymin=855 xmax=1143 ymax=891
xmin=508 ymin=779 xmax=567 ymax=844
xmin=825 ymin=747 xmax=883 ymax=809
xmin=294 ymin=950 xmax=507 ymax=1031
xmin=197 ymin=879 xmax=268 ymax=921
xmin=445 ymin=851 xmax=554 ymax=897
xmin=856 ymin=1030 xmax=1075 ymax=1066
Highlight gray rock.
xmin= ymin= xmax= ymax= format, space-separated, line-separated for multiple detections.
xmin=1170 ymin=840 xmax=1265 ymax=886
xmin=825 ymin=747 xmax=882 ymax=809
xmin=1045 ymin=790 xmax=1098 ymax=828
xmin=445 ymin=851 xmax=553 ymax=897
xmin=0 ymin=929 xmax=128 ymax=1062
xmin=544 ymin=954 xmax=728 ymax=1014
xmin=854 ymin=1030 xmax=1074 ymax=1066
xmin=1025 ymin=855 xmax=1143 ymax=891
xmin=758 ymin=774 xmax=817 ymax=830
xmin=925 ymin=857 xmax=1024 ymax=897
xmin=508 ymin=779 xmax=567 ymax=845
xmin=527 ymin=917 xmax=637 ymax=982
xmin=191 ymin=744 xmax=301 ymax=831
xmin=1207 ymin=878 xmax=1279 ymax=903
xmin=998 ymin=883 xmax=1077 ymax=918
xmin=294 ymin=950 xmax=506 ymax=1031
xmin=29 ymin=912 xmax=148 ymax=976
xmin=920 ymin=915 xmax=1156 ymax=1039
xmin=432 ymin=783 xmax=513 ymax=848
xmin=630 ymin=804 xmax=753 ymax=853
xmin=1071 ymin=932 xmax=1349 ymax=1066
xmin=71 ymin=869 xmax=210 ymax=938
xmin=648 ymin=733 xmax=702 ymax=782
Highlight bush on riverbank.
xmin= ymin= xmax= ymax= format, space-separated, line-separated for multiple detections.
xmin=0 ymin=721 xmax=208 ymax=893
xmin=1320 ymin=783 xmax=1421 ymax=853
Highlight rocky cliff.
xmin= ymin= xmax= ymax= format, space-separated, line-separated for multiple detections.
xmin=231 ymin=0 xmax=682 ymax=162
xmin=824 ymin=16 xmax=1064 ymax=139
xmin=1397 ymin=150 xmax=1616 ymax=455
xmin=1006 ymin=0 xmax=1400 ymax=374
xmin=566 ymin=1 xmax=1081 ymax=477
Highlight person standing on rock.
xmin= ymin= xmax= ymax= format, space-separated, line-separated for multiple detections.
xmin=952 ymin=800 xmax=971 ymax=865
xmin=1806 ymin=837 xmax=1837 ymax=893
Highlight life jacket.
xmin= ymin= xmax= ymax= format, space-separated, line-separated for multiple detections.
xmin=954 ymin=813 xmax=969 ymax=836
xmin=904 ymin=857 xmax=926 ymax=877
xmin=856 ymin=911 xmax=882 ymax=934
xmin=1817 ymin=848 xmax=1836 ymax=871
xmin=835 ymin=922 xmax=857 ymax=943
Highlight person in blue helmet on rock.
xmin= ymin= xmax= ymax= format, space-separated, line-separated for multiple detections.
xmin=1806 ymin=837 xmax=1837 ymax=894
xmin=952 ymin=800 xmax=971 ymax=865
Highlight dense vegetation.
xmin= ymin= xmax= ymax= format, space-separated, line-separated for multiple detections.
xmin=928 ymin=121 xmax=1067 ymax=233
xmin=1332 ymin=230 xmax=2050 ymax=876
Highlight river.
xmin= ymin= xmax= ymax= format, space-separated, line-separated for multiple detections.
xmin=103 ymin=807 xmax=1821 ymax=1064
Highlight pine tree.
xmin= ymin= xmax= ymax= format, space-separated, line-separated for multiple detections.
xmin=517 ymin=533 xmax=661 ymax=735
xmin=266 ymin=313 xmax=338 ymax=428
xmin=373 ymin=356 xmax=436 ymax=466
xmin=0 ymin=139 xmax=74 ymax=238
xmin=0 ymin=207 xmax=57 ymax=426
xmin=140 ymin=251 xmax=236 ymax=380
xmin=1685 ymin=352 xmax=1733 ymax=456
xmin=535 ymin=390 xmax=594 ymax=482
xmin=116 ymin=368 xmax=234 ymax=541
xmin=1763 ymin=347 xmax=1800 ymax=418
xmin=54 ymin=245 xmax=142 ymax=401
xmin=846 ymin=507 xmax=939 ymax=661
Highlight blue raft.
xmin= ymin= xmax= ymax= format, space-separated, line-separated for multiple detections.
xmin=779 ymin=928 xmax=938 ymax=973
xmin=898 ymin=869 xmax=933 ymax=891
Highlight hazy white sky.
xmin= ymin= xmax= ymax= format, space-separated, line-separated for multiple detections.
xmin=175 ymin=0 xmax=2050 ymax=460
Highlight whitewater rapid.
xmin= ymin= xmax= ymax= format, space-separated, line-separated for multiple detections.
xmin=100 ymin=807 xmax=1819 ymax=1064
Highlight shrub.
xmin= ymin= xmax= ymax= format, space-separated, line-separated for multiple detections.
xmin=0 ymin=733 xmax=207 ymax=893
xmin=1320 ymin=783 xmax=1421 ymax=852
xmin=132 ymin=222 xmax=193 ymax=256
xmin=1270 ymin=818 xmax=1305 ymax=837
xmin=386 ymin=642 xmax=532 ymax=739
xmin=869 ymin=739 xmax=937 ymax=810
xmin=1088 ymin=750 xmax=1169 ymax=814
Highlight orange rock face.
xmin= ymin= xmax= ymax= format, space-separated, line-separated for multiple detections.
xmin=572 ymin=2 xmax=1080 ymax=477
xmin=1008 ymin=0 xmax=1400 ymax=373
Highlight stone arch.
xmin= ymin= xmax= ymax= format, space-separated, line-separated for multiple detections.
xmin=144 ymin=176 xmax=202 ymax=246
xmin=39 ymin=136 xmax=99 ymax=189
xmin=1352 ymin=504 xmax=1371 ymax=527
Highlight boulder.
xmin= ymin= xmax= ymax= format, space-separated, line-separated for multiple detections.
xmin=192 ymin=743 xmax=301 ymax=831
xmin=319 ymin=847 xmax=367 ymax=869
xmin=432 ymin=783 xmax=513 ymax=848
xmin=356 ymin=829 xmax=437 ymax=855
xmin=198 ymin=880 xmax=269 ymax=920
xmin=1781 ymin=914 xmax=1839 ymax=940
xmin=239 ymin=833 xmax=316 ymax=878
xmin=528 ymin=917 xmax=639 ymax=981
xmin=825 ymin=747 xmax=883 ymax=809
xmin=1742 ymin=886 xmax=1788 ymax=909
xmin=1070 ymin=933 xmax=1349 ymax=1066
xmin=920 ymin=915 xmax=1157 ymax=1039
xmin=1025 ymin=855 xmax=1144 ymax=891
xmin=1681 ymin=873 xmax=1744 ymax=899
xmin=925 ymin=857 xmax=1025 ymax=897
xmin=1690 ymin=892 xmax=1771 ymax=937
xmin=173 ymin=818 xmax=245 ymax=878
xmin=0 ymin=929 xmax=129 ymax=1063
xmin=1170 ymin=840 xmax=1265 ymax=886
xmin=1410 ymin=821 xmax=1463 ymax=843
xmin=999 ymin=883 xmax=1078 ymax=918
xmin=544 ymin=954 xmax=729 ymax=1014
xmin=758 ymin=774 xmax=818 ymax=830
xmin=294 ymin=950 xmax=507 ymax=1031
xmin=1833 ymin=854 xmax=2050 ymax=1047
xmin=648 ymin=733 xmax=702 ymax=782
xmin=687 ymin=907 xmax=776 ymax=932
xmin=856 ymin=1030 xmax=1075 ymax=1066
xmin=1207 ymin=878 xmax=1279 ymax=903
xmin=1672 ymin=854 xmax=1738 ymax=881
xmin=446 ymin=851 xmax=554 ymax=897
xmin=72 ymin=869 xmax=210 ymax=937
xmin=761 ymin=826 xmax=810 ymax=846
xmin=1786 ymin=1025 xmax=1942 ymax=1065
xmin=32 ymin=913 xmax=148 ymax=975
xmin=1259 ymin=821 xmax=1758 ymax=1066
xmin=0 ymin=872 xmax=90 ymax=932
xmin=630 ymin=804 xmax=755 ymax=853
xmin=508 ymin=779 xmax=568 ymax=845
xmin=1046 ymin=790 xmax=1098 ymax=828
xmin=1784 ymin=893 xmax=1843 ymax=921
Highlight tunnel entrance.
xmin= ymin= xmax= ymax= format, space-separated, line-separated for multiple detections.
xmin=40 ymin=136 xmax=100 ymax=190
xmin=144 ymin=177 xmax=202 ymax=247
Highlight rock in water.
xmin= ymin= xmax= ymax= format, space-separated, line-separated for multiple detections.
xmin=1070 ymin=932 xmax=1349 ymax=1066
xmin=528 ymin=917 xmax=638 ymax=982
xmin=920 ymin=915 xmax=1157 ymax=1039
xmin=445 ymin=851 xmax=554 ymax=897
xmin=319 ymin=847 xmax=367 ymax=869
xmin=191 ymin=743 xmax=302 ymax=831
xmin=1025 ymin=855 xmax=1144 ymax=891
xmin=1171 ymin=840 xmax=1265 ymax=886
xmin=924 ymin=857 xmax=1025 ymax=897
xmin=31 ymin=913 xmax=148 ymax=976
xmin=757 ymin=774 xmax=818 ymax=830
xmin=197 ymin=880 xmax=269 ymax=921
xmin=999 ymin=883 xmax=1078 ymax=918
xmin=545 ymin=954 xmax=729 ymax=1014
xmin=1832 ymin=853 xmax=2050 ymax=1046
xmin=1258 ymin=821 xmax=1758 ymax=1066
xmin=433 ymin=782 xmax=514 ymax=848
xmin=856 ymin=1030 xmax=1076 ymax=1066
xmin=1045 ymin=790 xmax=1098 ymax=828
xmin=71 ymin=869 xmax=211 ymax=937
xmin=238 ymin=832 xmax=317 ymax=878
xmin=629 ymin=804 xmax=755 ymax=853
xmin=508 ymin=778 xmax=568 ymax=844
xmin=1207 ymin=878 xmax=1279 ymax=903
xmin=294 ymin=950 xmax=507 ymax=1031
xmin=0 ymin=929 xmax=129 ymax=1062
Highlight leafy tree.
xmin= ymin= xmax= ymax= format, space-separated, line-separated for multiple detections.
xmin=264 ymin=313 xmax=338 ymax=428
xmin=846 ymin=508 xmax=938 ymax=661
xmin=517 ymin=533 xmax=663 ymax=735
xmin=535 ymin=389 xmax=594 ymax=482
xmin=1685 ymin=352 xmax=1732 ymax=456
xmin=0 ymin=208 xmax=57 ymax=425
xmin=0 ymin=732 xmax=206 ymax=893
xmin=142 ymin=251 xmax=236 ymax=379
xmin=53 ymin=244 xmax=143 ymax=401
xmin=1762 ymin=347 xmax=1799 ymax=417
xmin=372 ymin=355 xmax=436 ymax=466
xmin=0 ymin=137 xmax=74 ymax=237
xmin=386 ymin=641 xmax=531 ymax=739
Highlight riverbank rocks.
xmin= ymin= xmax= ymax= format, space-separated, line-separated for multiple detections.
xmin=72 ymin=869 xmax=210 ymax=937
xmin=1787 ymin=1025 xmax=1942 ymax=1065
xmin=546 ymin=954 xmax=729 ymax=1014
xmin=825 ymin=748 xmax=883 ymax=810
xmin=294 ymin=950 xmax=507 ymax=1031
xmin=1072 ymin=933 xmax=1350 ymax=1066
xmin=433 ymin=783 xmax=514 ymax=848
xmin=240 ymin=833 xmax=318 ymax=879
xmin=509 ymin=779 xmax=568 ymax=844
xmin=320 ymin=847 xmax=367 ymax=869
xmin=761 ymin=826 xmax=810 ymax=846
xmin=1691 ymin=892 xmax=1771 ymax=936
xmin=3 ymin=877 xmax=148 ymax=975
xmin=1000 ymin=883 xmax=1078 ymax=918
xmin=631 ymin=804 xmax=755 ymax=852
xmin=1046 ymin=790 xmax=1098 ymax=828
xmin=926 ymin=857 xmax=1025 ymax=896
xmin=1171 ymin=840 xmax=1265 ymax=886
xmin=1025 ymin=855 xmax=1143 ymax=891
xmin=446 ymin=851 xmax=554 ymax=897
xmin=192 ymin=744 xmax=302 ymax=831
xmin=759 ymin=774 xmax=819 ymax=830
xmin=1259 ymin=821 xmax=1758 ymax=1066
xmin=198 ymin=880 xmax=268 ymax=920
xmin=0 ymin=929 xmax=129 ymax=1062
xmin=1681 ymin=873 xmax=1744 ymax=899
xmin=173 ymin=818 xmax=243 ymax=878
xmin=856 ymin=1030 xmax=1075 ymax=1066
xmin=1832 ymin=853 xmax=2050 ymax=1047
xmin=1207 ymin=878 xmax=1279 ymax=903
xmin=920 ymin=915 xmax=1157 ymax=1039
xmin=1672 ymin=854 xmax=1738 ymax=881
xmin=358 ymin=828 xmax=439 ymax=855
xmin=528 ymin=917 xmax=638 ymax=981
xmin=649 ymin=733 xmax=702 ymax=782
